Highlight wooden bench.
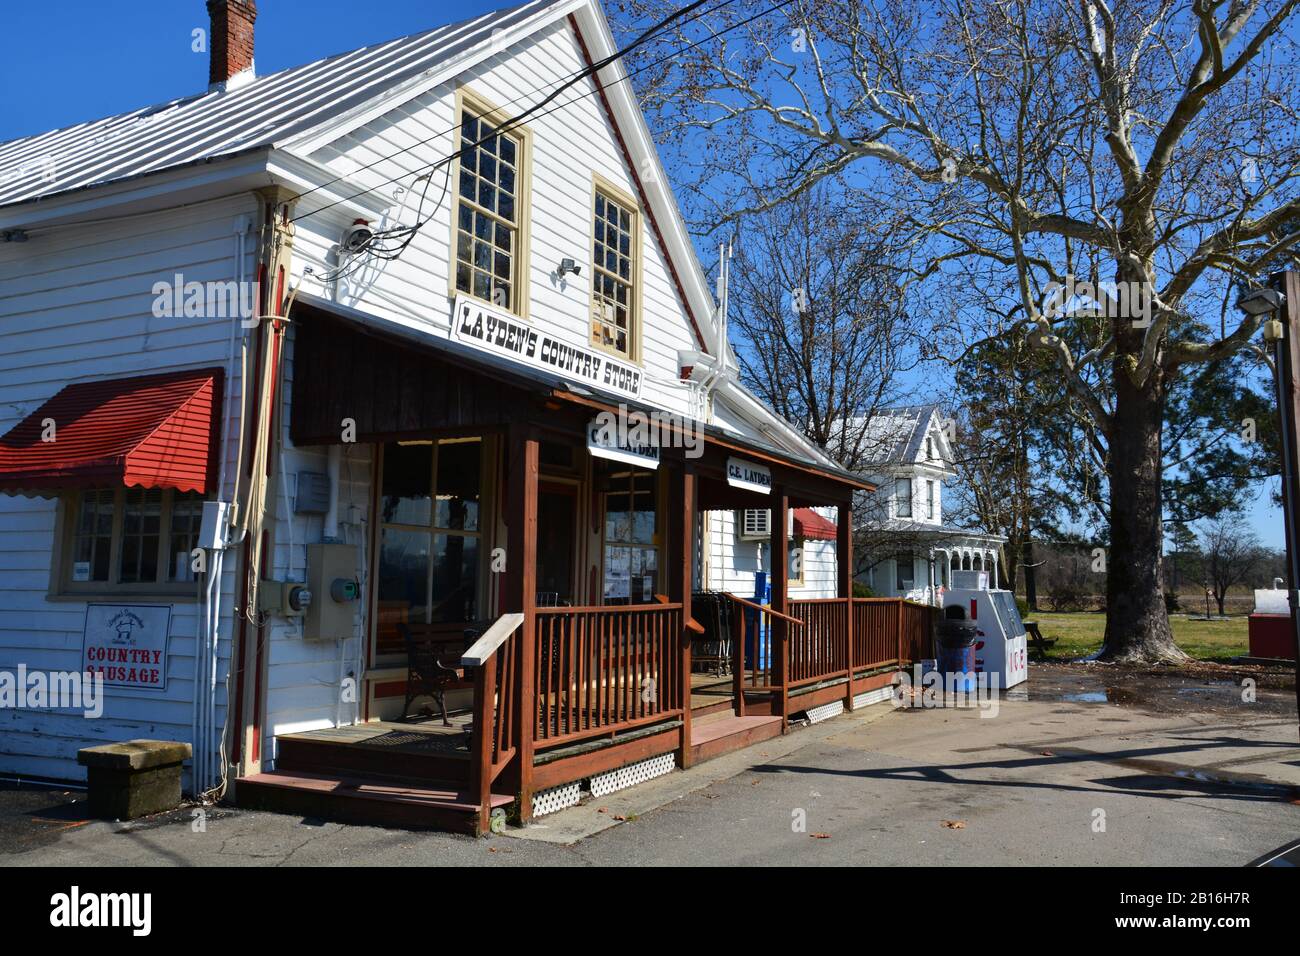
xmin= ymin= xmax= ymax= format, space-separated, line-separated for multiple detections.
xmin=1023 ymin=620 xmax=1057 ymax=660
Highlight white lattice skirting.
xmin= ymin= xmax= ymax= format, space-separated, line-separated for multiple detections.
xmin=589 ymin=752 xmax=676 ymax=798
xmin=803 ymin=700 xmax=844 ymax=725
xmin=853 ymin=685 xmax=895 ymax=709
xmin=531 ymin=781 xmax=581 ymax=818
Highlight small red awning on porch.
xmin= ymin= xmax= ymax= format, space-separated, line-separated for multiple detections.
xmin=793 ymin=507 xmax=837 ymax=541
xmin=0 ymin=368 xmax=222 ymax=495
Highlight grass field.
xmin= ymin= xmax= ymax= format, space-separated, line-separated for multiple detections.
xmin=1027 ymin=610 xmax=1249 ymax=662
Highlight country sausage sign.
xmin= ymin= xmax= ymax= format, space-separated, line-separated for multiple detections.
xmin=451 ymin=296 xmax=643 ymax=400
xmin=82 ymin=604 xmax=171 ymax=690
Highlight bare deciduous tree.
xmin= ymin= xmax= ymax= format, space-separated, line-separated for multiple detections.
xmin=1199 ymin=514 xmax=1265 ymax=615
xmin=726 ymin=183 xmax=920 ymax=471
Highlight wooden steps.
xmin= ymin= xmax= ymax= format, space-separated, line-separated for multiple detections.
xmin=236 ymin=769 xmax=511 ymax=835
xmin=688 ymin=712 xmax=783 ymax=764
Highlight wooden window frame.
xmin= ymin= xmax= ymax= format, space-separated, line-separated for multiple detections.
xmin=925 ymin=479 xmax=935 ymax=520
xmin=598 ymin=464 xmax=662 ymax=605
xmin=49 ymin=487 xmax=207 ymax=600
xmin=896 ymin=477 xmax=913 ymax=518
xmin=588 ymin=174 xmax=643 ymax=364
xmin=448 ymin=86 xmax=533 ymax=319
xmin=374 ymin=438 xmax=487 ymax=648
xmin=789 ymin=539 xmax=806 ymax=588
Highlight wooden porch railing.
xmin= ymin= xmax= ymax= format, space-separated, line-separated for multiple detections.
xmin=464 ymin=597 xmax=934 ymax=827
xmin=461 ymin=612 xmax=525 ymax=833
xmin=788 ymin=598 xmax=851 ymax=686
xmin=719 ymin=594 xmax=935 ymax=718
xmin=533 ymin=602 xmax=685 ymax=747
xmin=853 ymin=598 xmax=903 ymax=669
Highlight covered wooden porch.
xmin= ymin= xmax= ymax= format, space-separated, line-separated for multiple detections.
xmin=236 ymin=301 xmax=936 ymax=833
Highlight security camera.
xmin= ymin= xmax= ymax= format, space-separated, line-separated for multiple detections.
xmin=340 ymin=221 xmax=374 ymax=256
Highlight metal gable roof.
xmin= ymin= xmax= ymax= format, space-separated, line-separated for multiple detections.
xmin=0 ymin=0 xmax=564 ymax=211
xmin=859 ymin=403 xmax=942 ymax=466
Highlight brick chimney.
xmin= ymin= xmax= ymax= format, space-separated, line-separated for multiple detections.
xmin=206 ymin=0 xmax=257 ymax=91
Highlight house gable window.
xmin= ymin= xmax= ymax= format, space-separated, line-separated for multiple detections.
xmin=590 ymin=178 xmax=640 ymax=360
xmin=56 ymin=488 xmax=206 ymax=596
xmin=896 ymin=478 xmax=912 ymax=518
xmin=452 ymin=90 xmax=529 ymax=315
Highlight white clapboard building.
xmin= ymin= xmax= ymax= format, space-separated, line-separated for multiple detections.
xmin=856 ymin=404 xmax=1006 ymax=603
xmin=0 ymin=0 xmax=864 ymax=813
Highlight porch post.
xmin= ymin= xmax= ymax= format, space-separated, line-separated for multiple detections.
xmin=769 ymin=488 xmax=789 ymax=724
xmin=838 ymin=497 xmax=855 ymax=710
xmin=506 ymin=424 xmax=539 ymax=823
xmin=669 ymin=459 xmax=696 ymax=767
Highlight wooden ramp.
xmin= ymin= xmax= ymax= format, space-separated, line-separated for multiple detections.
xmin=688 ymin=712 xmax=783 ymax=764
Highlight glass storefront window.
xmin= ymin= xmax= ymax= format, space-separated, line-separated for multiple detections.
xmin=376 ymin=439 xmax=484 ymax=655
xmin=601 ymin=466 xmax=658 ymax=605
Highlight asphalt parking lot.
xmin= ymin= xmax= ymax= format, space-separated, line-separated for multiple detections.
xmin=3 ymin=663 xmax=1297 ymax=866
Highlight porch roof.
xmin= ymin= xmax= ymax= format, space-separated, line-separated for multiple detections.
xmin=292 ymin=293 xmax=871 ymax=498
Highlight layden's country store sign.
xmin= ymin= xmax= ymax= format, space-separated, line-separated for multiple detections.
xmin=82 ymin=604 xmax=171 ymax=689
xmin=451 ymin=296 xmax=643 ymax=400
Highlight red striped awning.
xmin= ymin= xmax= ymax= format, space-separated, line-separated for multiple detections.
xmin=0 ymin=368 xmax=222 ymax=495
xmin=793 ymin=507 xmax=837 ymax=541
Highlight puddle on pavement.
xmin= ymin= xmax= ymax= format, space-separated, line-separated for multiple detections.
xmin=1027 ymin=663 xmax=1296 ymax=718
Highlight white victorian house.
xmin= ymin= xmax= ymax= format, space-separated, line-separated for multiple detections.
xmin=856 ymin=404 xmax=1006 ymax=603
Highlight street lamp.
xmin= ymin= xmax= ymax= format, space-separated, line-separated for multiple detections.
xmin=1241 ymin=273 xmax=1300 ymax=739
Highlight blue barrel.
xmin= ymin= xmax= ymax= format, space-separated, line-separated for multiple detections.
xmin=937 ymin=643 xmax=976 ymax=691
xmin=744 ymin=573 xmax=771 ymax=669
xmin=937 ymin=616 xmax=978 ymax=692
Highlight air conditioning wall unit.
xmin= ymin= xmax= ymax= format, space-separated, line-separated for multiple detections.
xmin=737 ymin=508 xmax=770 ymax=540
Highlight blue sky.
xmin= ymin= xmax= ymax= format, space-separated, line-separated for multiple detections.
xmin=0 ymin=1 xmax=1286 ymax=550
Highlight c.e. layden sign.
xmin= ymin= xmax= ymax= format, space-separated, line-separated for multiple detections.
xmin=451 ymin=296 xmax=643 ymax=400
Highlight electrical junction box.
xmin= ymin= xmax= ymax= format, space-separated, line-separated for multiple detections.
xmin=295 ymin=471 xmax=331 ymax=514
xmin=198 ymin=500 xmax=232 ymax=550
xmin=304 ymin=542 xmax=359 ymax=640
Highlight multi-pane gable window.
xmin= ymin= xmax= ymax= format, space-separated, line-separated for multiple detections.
xmin=455 ymin=107 xmax=522 ymax=311
xmin=591 ymin=188 xmax=636 ymax=357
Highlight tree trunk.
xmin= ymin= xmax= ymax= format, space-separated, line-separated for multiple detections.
xmin=1101 ymin=368 xmax=1187 ymax=662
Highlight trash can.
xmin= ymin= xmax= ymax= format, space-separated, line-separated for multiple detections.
xmin=937 ymin=606 xmax=978 ymax=692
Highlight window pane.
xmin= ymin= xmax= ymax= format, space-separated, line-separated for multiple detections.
xmin=631 ymin=547 xmax=657 ymax=603
xmin=119 ymin=489 xmax=161 ymax=583
xmin=434 ymin=440 xmax=480 ymax=531
xmin=378 ymin=528 xmax=429 ymax=623
xmin=457 ymin=109 xmax=521 ymax=308
xmin=603 ymin=545 xmax=630 ymax=604
xmin=73 ymin=489 xmax=115 ymax=582
xmin=591 ymin=190 xmax=635 ymax=356
xmin=168 ymin=492 xmax=204 ymax=582
xmin=431 ymin=533 xmax=478 ymax=622
xmin=896 ymin=479 xmax=912 ymax=518
xmin=382 ymin=443 xmax=432 ymax=525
